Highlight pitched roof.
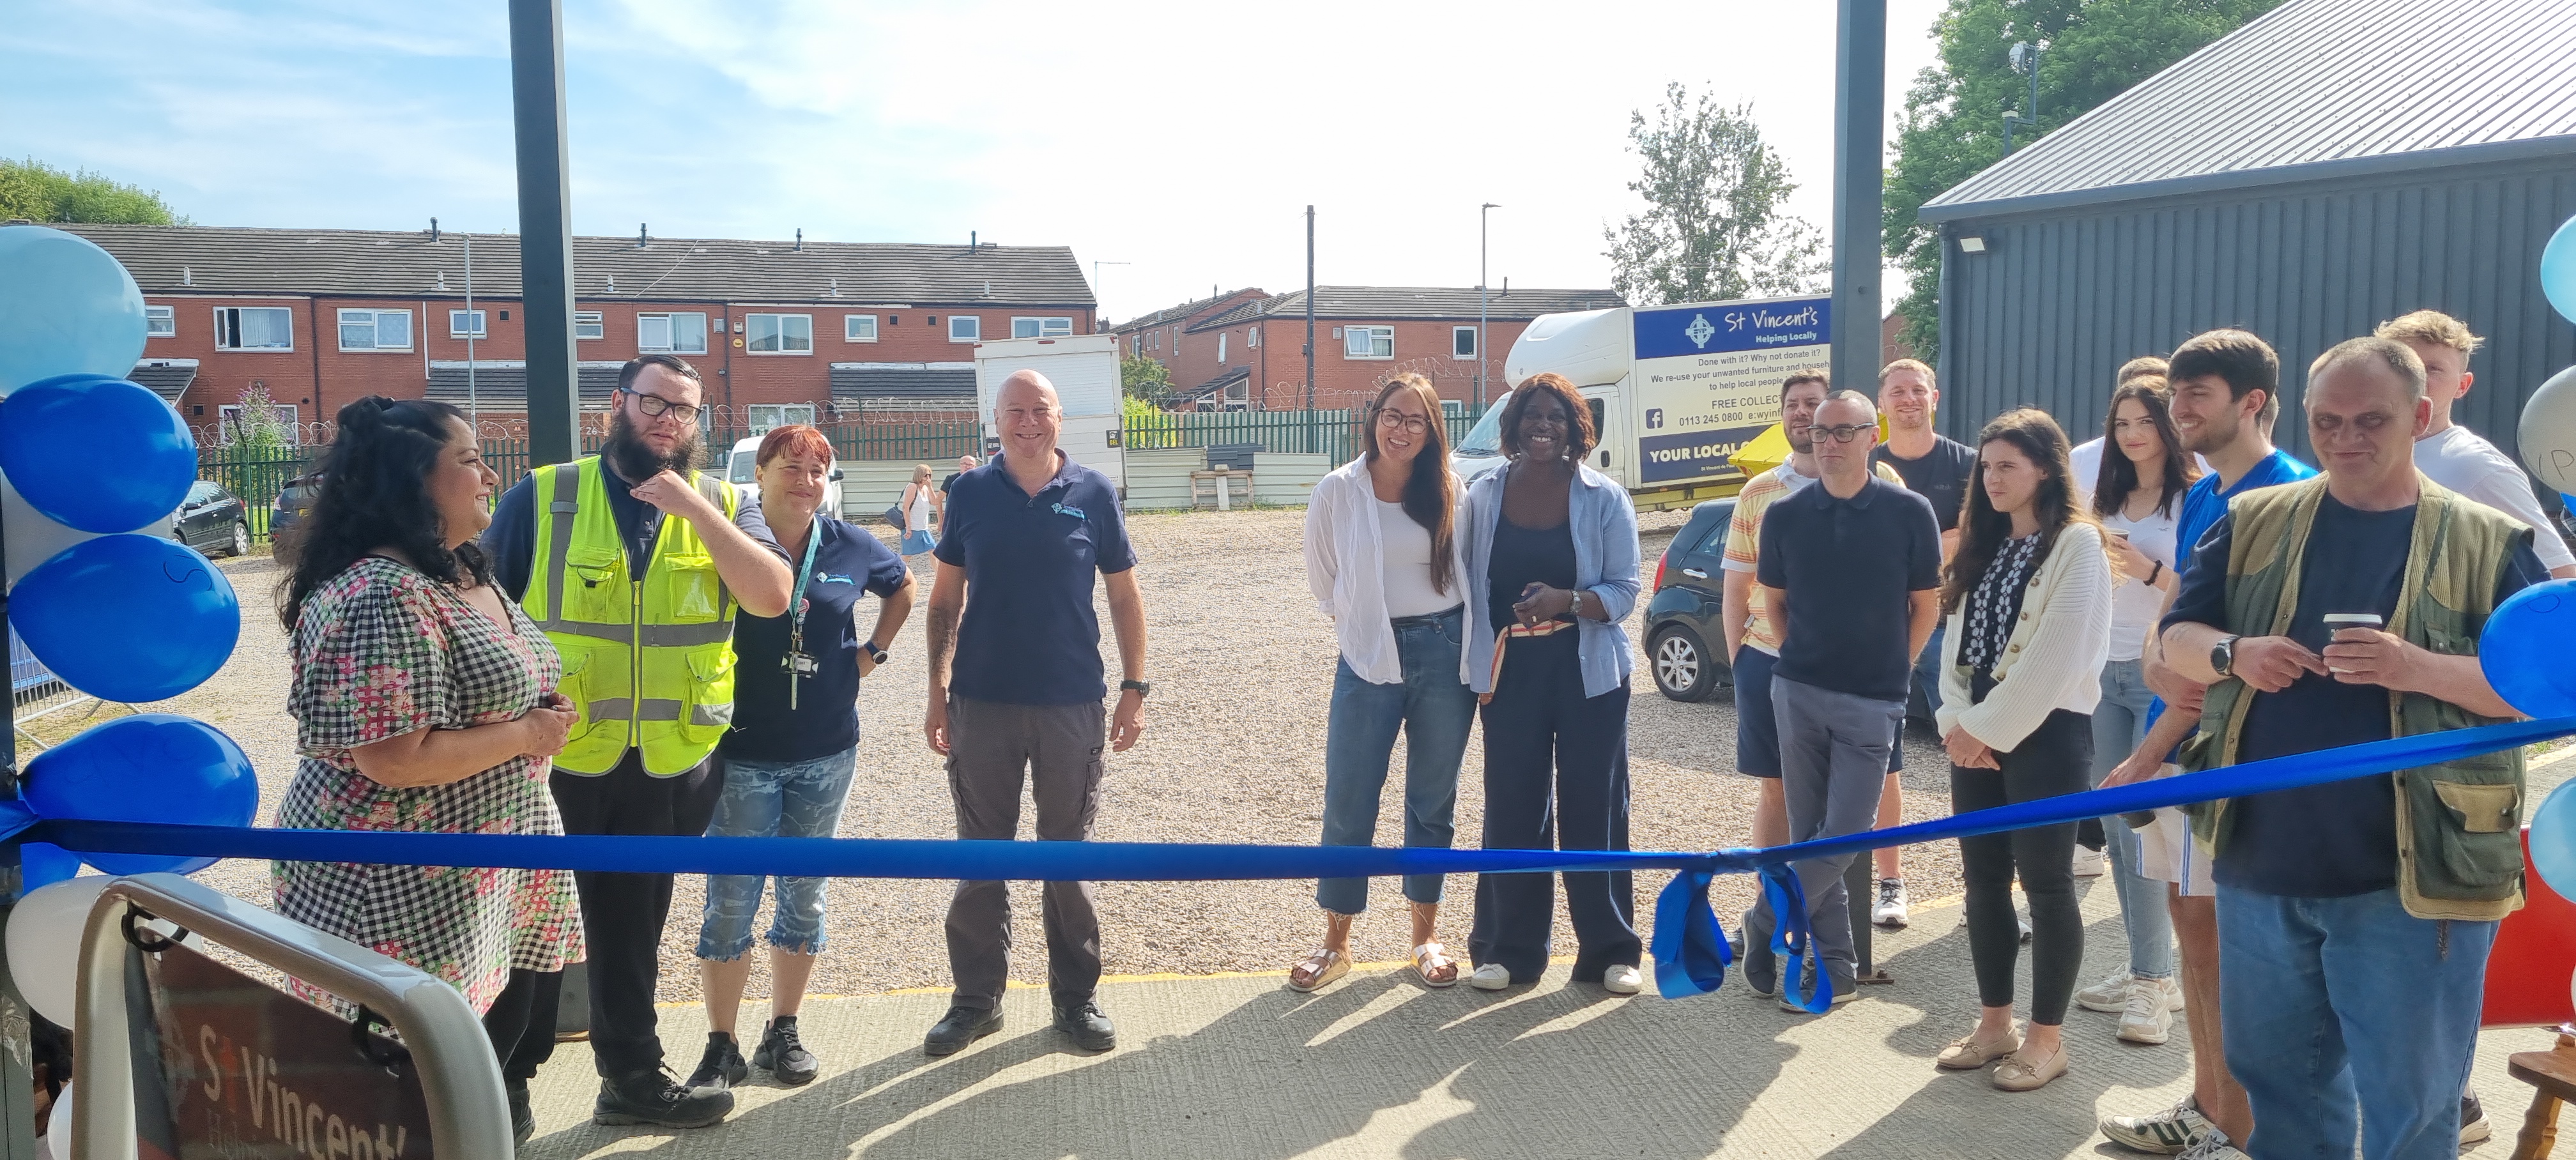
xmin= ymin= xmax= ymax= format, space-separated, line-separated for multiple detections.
xmin=1187 ymin=286 xmax=1625 ymax=331
xmin=425 ymin=360 xmax=621 ymax=407
xmin=1920 ymin=0 xmax=2576 ymax=223
xmin=1111 ymin=288 xmax=1268 ymax=332
xmin=40 ymin=224 xmax=1096 ymax=307
xmin=1173 ymin=365 xmax=1251 ymax=401
xmin=129 ymin=358 xmax=197 ymax=404
xmin=829 ymin=362 xmax=977 ymax=401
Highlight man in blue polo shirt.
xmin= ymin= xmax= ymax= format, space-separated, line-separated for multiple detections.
xmin=919 ymin=369 xmax=1149 ymax=1058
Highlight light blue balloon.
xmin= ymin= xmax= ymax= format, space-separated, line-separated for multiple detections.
xmin=2548 ymin=215 xmax=2576 ymax=326
xmin=2531 ymin=779 xmax=2576 ymax=899
xmin=8 ymin=534 xmax=239 ymax=703
xmin=0 ymin=226 xmax=147 ymax=393
xmin=0 ymin=374 xmax=197 ymax=533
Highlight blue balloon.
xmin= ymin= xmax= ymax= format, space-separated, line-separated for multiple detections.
xmin=19 ymin=843 xmax=82 ymax=891
xmin=0 ymin=226 xmax=148 ymax=393
xmin=2547 ymin=214 xmax=2576 ymax=326
xmin=2481 ymin=579 xmax=2576 ymax=718
xmin=2531 ymin=779 xmax=2576 ymax=899
xmin=25 ymin=714 xmax=257 ymax=876
xmin=10 ymin=534 xmax=239 ymax=703
xmin=0 ymin=374 xmax=197 ymax=533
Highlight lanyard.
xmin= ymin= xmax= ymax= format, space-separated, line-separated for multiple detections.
xmin=785 ymin=515 xmax=822 ymax=710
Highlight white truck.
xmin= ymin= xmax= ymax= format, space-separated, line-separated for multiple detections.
xmin=973 ymin=333 xmax=1125 ymax=492
xmin=1453 ymin=293 xmax=1832 ymax=511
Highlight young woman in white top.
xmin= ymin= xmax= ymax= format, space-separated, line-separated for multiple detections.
xmin=1293 ymin=373 xmax=1475 ymax=991
xmin=898 ymin=463 xmax=940 ymax=556
xmin=1931 ymin=408 xmax=2112 ymax=1093
xmin=2069 ymin=378 xmax=2199 ymax=1044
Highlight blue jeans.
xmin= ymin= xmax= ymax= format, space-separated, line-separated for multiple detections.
xmin=2217 ymin=884 xmax=2495 ymax=1159
xmin=2090 ymin=658 xmax=2175 ymax=980
xmin=1317 ymin=606 xmax=1475 ymax=915
xmin=696 ymin=746 xmax=858 ymax=958
xmin=1909 ymin=623 xmax=1946 ymax=722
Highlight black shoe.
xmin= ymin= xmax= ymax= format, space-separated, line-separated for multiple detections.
xmin=2463 ymin=1093 xmax=2492 ymax=1145
xmin=923 ymin=1004 xmax=1003 ymax=1057
xmin=753 ymin=1016 xmax=820 ymax=1086
xmin=1053 ymin=1000 xmax=1116 ymax=1052
xmin=592 ymin=1067 xmax=733 ymax=1129
xmin=1739 ymin=911 xmax=1778 ymax=998
xmin=507 ymin=1081 xmax=534 ymax=1145
xmin=685 ymin=1033 xmax=747 ymax=1092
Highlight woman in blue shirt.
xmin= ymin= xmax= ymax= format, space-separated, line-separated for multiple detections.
xmin=688 ymin=425 xmax=915 ymax=1091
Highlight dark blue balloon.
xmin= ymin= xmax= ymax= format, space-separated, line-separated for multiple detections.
xmin=25 ymin=714 xmax=257 ymax=875
xmin=2481 ymin=578 xmax=2576 ymax=719
xmin=0 ymin=374 xmax=196 ymax=533
xmin=19 ymin=843 xmax=82 ymax=890
xmin=10 ymin=533 xmax=239 ymax=703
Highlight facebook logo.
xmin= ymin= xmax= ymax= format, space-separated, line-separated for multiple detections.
xmin=1645 ymin=408 xmax=1664 ymax=430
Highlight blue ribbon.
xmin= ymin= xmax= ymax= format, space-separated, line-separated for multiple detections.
xmin=17 ymin=714 xmax=2573 ymax=1002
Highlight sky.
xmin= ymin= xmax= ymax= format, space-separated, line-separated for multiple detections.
xmin=6 ymin=0 xmax=1952 ymax=324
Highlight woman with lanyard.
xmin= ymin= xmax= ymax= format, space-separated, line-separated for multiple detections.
xmin=689 ymin=425 xmax=916 ymax=1092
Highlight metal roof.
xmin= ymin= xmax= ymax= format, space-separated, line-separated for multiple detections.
xmin=829 ymin=362 xmax=976 ymax=401
xmin=44 ymin=224 xmax=1096 ymax=307
xmin=129 ymin=358 xmax=197 ymax=404
xmin=1920 ymin=0 xmax=2576 ymax=223
xmin=425 ymin=360 xmax=621 ymax=406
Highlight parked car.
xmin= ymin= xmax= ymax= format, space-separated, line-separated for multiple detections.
xmin=725 ymin=437 xmax=844 ymax=517
xmin=1643 ymin=497 xmax=1737 ymax=702
xmin=269 ymin=473 xmax=322 ymax=561
xmin=173 ymin=480 xmax=251 ymax=558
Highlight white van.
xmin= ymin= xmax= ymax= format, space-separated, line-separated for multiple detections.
xmin=724 ymin=436 xmax=844 ymax=515
xmin=973 ymin=334 xmax=1125 ymax=492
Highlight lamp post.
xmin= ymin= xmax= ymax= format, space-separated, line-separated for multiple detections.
xmin=1479 ymin=202 xmax=1499 ymax=409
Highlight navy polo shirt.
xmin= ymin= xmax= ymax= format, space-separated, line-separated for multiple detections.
xmin=722 ymin=517 xmax=913 ymax=763
xmin=1755 ymin=475 xmax=1942 ymax=702
xmin=936 ymin=452 xmax=1136 ymax=705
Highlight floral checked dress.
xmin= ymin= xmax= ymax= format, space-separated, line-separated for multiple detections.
xmin=277 ymin=556 xmax=582 ymax=1014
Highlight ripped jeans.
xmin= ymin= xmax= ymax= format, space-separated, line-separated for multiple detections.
xmin=695 ymin=745 xmax=857 ymax=959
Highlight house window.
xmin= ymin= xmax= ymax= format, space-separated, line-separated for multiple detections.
xmin=448 ymin=309 xmax=488 ymax=339
xmin=213 ymin=307 xmax=295 ymax=351
xmin=1453 ymin=326 xmax=1478 ymax=359
xmin=949 ymin=315 xmax=981 ymax=342
xmin=845 ymin=315 xmax=879 ymax=342
xmin=337 ymin=309 xmax=412 ymax=351
xmin=1343 ymin=325 xmax=1394 ymax=360
xmin=1218 ymin=333 xmax=1228 ymax=363
xmin=1010 ymin=316 xmax=1073 ymax=339
xmin=637 ymin=312 xmax=709 ymax=354
xmin=144 ymin=305 xmax=175 ymax=337
xmin=1248 ymin=328 xmax=1260 ymax=348
xmin=747 ymin=403 xmax=818 ymax=432
xmin=217 ymin=403 xmax=300 ymax=444
xmin=574 ymin=312 xmax=604 ymax=340
xmin=745 ymin=314 xmax=814 ymax=355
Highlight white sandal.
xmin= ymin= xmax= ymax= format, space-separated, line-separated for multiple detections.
xmin=1413 ymin=942 xmax=1459 ymax=988
xmin=1286 ymin=947 xmax=1350 ymax=993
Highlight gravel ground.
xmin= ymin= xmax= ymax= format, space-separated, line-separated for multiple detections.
xmin=18 ymin=510 xmax=1963 ymax=1008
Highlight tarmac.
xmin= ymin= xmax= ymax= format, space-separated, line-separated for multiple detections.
xmin=516 ymin=880 xmax=2561 ymax=1159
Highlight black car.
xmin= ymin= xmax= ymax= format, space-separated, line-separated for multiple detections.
xmin=1643 ymin=498 xmax=1736 ymax=702
xmin=172 ymin=480 xmax=251 ymax=558
xmin=269 ymin=473 xmax=322 ymax=560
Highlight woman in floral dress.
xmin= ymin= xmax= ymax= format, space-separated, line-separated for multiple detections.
xmin=277 ymin=397 xmax=580 ymax=1147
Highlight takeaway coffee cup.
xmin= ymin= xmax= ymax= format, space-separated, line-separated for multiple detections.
xmin=2323 ymin=613 xmax=2384 ymax=672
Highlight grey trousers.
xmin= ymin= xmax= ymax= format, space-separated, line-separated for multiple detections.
xmin=1744 ymin=675 xmax=1901 ymax=982
xmin=943 ymin=696 xmax=1108 ymax=1010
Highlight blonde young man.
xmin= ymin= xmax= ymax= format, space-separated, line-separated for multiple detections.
xmin=2378 ymin=309 xmax=2576 ymax=579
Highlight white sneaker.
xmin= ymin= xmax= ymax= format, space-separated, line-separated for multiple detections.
xmin=2100 ymin=1095 xmax=2212 ymax=1154
xmin=2117 ymin=980 xmax=2174 ymax=1044
xmin=1870 ymin=879 xmax=1910 ymax=928
xmin=2073 ymin=844 xmax=2108 ymax=877
xmin=2462 ymin=1093 xmax=2492 ymax=1144
xmin=1468 ymin=963 xmax=1512 ymax=991
xmin=2074 ymin=970 xmax=2135 ymax=1013
xmin=2175 ymin=1129 xmax=2248 ymax=1159
xmin=1602 ymin=965 xmax=1643 ymax=995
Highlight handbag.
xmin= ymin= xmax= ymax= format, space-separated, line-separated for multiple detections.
xmin=883 ymin=505 xmax=905 ymax=529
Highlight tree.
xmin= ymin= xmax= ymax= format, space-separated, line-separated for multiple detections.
xmin=1884 ymin=0 xmax=2287 ymax=358
xmin=0 ymin=158 xmax=186 ymax=225
xmin=1120 ymin=353 xmax=1174 ymax=407
xmin=229 ymin=384 xmax=296 ymax=457
xmin=1604 ymin=84 xmax=1827 ymax=307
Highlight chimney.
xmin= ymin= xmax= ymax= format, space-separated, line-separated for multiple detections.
xmin=969 ymin=230 xmax=977 ymax=252
xmin=795 ymin=228 xmax=803 ymax=252
xmin=1501 ymin=277 xmax=1508 ymax=297
xmin=637 ymin=223 xmax=648 ymax=249
xmin=983 ymin=280 xmax=992 ymax=298
xmin=429 ymin=217 xmax=440 ymax=243
xmin=181 ymin=266 xmax=194 ymax=287
xmin=436 ymin=270 xmax=448 ymax=291
xmin=828 ymin=277 xmax=839 ymax=296
xmin=606 ymin=274 xmax=617 ymax=293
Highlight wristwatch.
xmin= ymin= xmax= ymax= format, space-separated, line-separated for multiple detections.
xmin=2210 ymin=635 xmax=2240 ymax=678
xmin=862 ymin=641 xmax=890 ymax=665
xmin=1119 ymin=679 xmax=1152 ymax=698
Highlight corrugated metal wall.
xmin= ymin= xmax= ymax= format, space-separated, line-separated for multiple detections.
xmin=1938 ymin=153 xmax=2576 ymax=481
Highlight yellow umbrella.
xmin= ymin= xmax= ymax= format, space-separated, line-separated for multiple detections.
xmin=1727 ymin=415 xmax=1896 ymax=480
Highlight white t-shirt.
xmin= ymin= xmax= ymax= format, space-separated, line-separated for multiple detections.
xmin=2414 ymin=424 xmax=2576 ymax=571
xmin=1376 ymin=499 xmax=1455 ymax=618
xmin=2099 ymin=503 xmax=2179 ymax=664
xmin=2069 ymin=437 xmax=2213 ymax=505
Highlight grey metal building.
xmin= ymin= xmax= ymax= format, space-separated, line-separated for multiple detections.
xmin=1919 ymin=0 xmax=2576 ymax=477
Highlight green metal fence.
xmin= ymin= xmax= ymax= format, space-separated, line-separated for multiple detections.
xmin=1120 ymin=407 xmax=1485 ymax=466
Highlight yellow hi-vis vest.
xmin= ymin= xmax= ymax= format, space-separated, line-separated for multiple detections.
xmin=521 ymin=457 xmax=742 ymax=775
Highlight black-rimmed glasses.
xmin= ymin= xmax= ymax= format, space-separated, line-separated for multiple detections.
xmin=620 ymin=386 xmax=702 ymax=424
xmin=1805 ymin=424 xmax=1872 ymax=443
xmin=1374 ymin=409 xmax=1432 ymax=435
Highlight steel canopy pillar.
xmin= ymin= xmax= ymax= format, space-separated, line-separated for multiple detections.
xmin=1829 ymin=0 xmax=1887 ymax=396
xmin=509 ymin=0 xmax=581 ymax=466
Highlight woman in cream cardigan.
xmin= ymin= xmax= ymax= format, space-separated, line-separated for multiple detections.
xmin=1928 ymin=408 xmax=2113 ymax=1092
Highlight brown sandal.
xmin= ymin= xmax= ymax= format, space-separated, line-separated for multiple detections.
xmin=1287 ymin=947 xmax=1351 ymax=993
xmin=1413 ymin=942 xmax=1459 ymax=988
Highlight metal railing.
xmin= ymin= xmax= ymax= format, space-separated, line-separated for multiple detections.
xmin=73 ymin=874 xmax=512 ymax=1160
xmin=1119 ymin=406 xmax=1485 ymax=466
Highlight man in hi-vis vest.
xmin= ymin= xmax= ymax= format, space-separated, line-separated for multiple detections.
xmin=484 ymin=354 xmax=792 ymax=1129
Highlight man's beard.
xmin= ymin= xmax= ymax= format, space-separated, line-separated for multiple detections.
xmin=2180 ymin=415 xmax=2239 ymax=457
xmin=604 ymin=409 xmax=703 ymax=482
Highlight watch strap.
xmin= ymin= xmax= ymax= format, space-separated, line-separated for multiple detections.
xmin=1119 ymin=679 xmax=1151 ymax=696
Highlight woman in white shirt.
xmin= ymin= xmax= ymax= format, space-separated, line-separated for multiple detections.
xmin=1931 ymin=408 xmax=2112 ymax=1093
xmin=2070 ymin=378 xmax=2199 ymax=1045
xmin=898 ymin=463 xmax=940 ymax=556
xmin=1293 ymin=374 xmax=1475 ymax=991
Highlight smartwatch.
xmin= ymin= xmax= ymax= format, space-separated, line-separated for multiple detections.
xmin=862 ymin=641 xmax=890 ymax=665
xmin=2209 ymin=634 xmax=2240 ymax=678
xmin=1119 ymin=679 xmax=1152 ymax=698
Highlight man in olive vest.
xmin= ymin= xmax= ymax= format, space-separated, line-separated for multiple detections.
xmin=2161 ymin=337 xmax=2543 ymax=1158
xmin=484 ymin=353 xmax=792 ymax=1129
